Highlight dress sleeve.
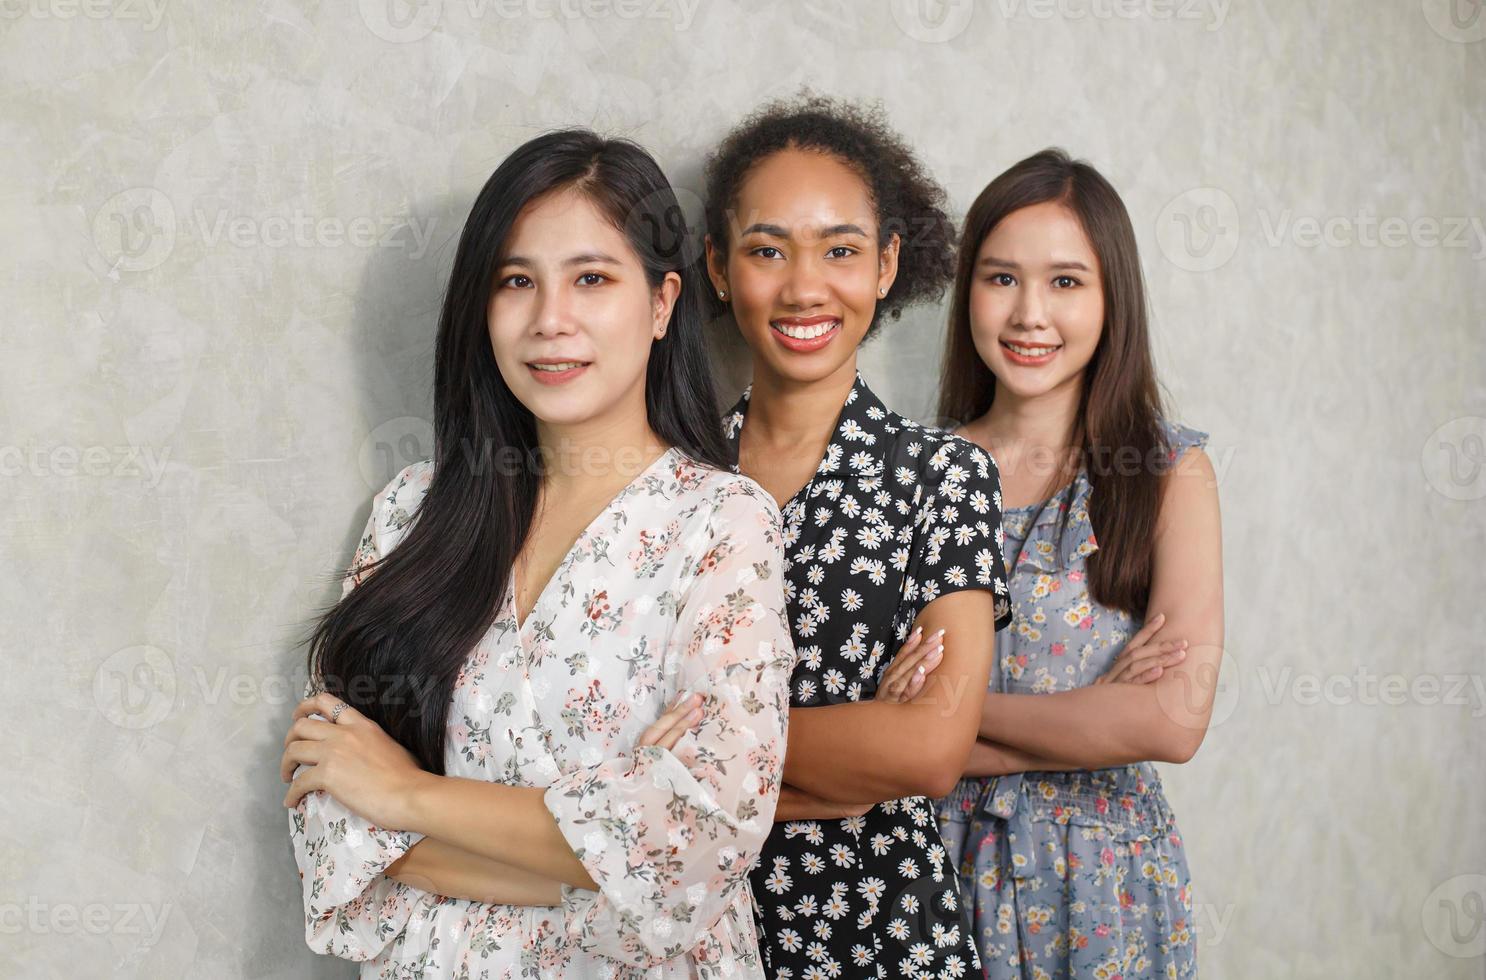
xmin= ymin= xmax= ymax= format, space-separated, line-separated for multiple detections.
xmin=287 ymin=467 xmax=432 ymax=961
xmin=1159 ymin=419 xmax=1210 ymax=469
xmin=542 ymin=479 xmax=794 ymax=968
xmin=910 ymin=435 xmax=1013 ymax=631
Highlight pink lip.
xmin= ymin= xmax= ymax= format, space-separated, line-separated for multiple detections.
xmin=770 ymin=317 xmax=842 ymax=354
xmin=999 ymin=340 xmax=1061 ymax=366
xmin=526 ymin=360 xmax=591 ymax=385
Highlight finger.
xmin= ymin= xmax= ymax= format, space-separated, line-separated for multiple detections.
xmin=643 ymin=704 xmax=703 ymax=751
xmin=280 ymin=740 xmax=322 ymax=785
xmin=653 ymin=706 xmax=704 ymax=751
xmin=1117 ymin=649 xmax=1187 ymax=684
xmin=1126 ymin=612 xmax=1167 ymax=651
xmin=1106 ymin=629 xmax=1178 ymax=680
xmin=883 ymin=630 xmax=944 ymax=690
xmin=293 ymin=692 xmax=360 ymax=725
xmin=638 ymin=692 xmax=702 ymax=746
xmin=907 ymin=644 xmax=944 ymax=698
xmin=881 ymin=627 xmax=925 ymax=679
xmin=282 ymin=716 xmax=336 ymax=750
xmin=283 ymin=767 xmax=321 ymax=808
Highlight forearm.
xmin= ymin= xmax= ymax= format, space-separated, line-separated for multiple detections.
xmin=963 ymin=738 xmax=1079 ymax=778
xmin=402 ymin=774 xmax=597 ymax=890
xmin=386 ymin=837 xmax=562 ymax=906
xmin=784 ymin=698 xmax=976 ymax=803
xmin=978 ymin=684 xmax=1201 ymax=767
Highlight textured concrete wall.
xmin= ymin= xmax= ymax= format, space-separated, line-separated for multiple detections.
xmin=3 ymin=1 xmax=1482 ymax=976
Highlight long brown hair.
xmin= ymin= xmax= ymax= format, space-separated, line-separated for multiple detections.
xmin=938 ymin=148 xmax=1167 ymax=616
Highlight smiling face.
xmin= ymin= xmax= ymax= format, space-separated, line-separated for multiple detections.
xmin=487 ymin=188 xmax=678 ymax=432
xmin=968 ymin=200 xmax=1105 ymax=400
xmin=706 ymin=147 xmax=898 ymax=386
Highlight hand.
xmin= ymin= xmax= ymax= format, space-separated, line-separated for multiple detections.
xmin=636 ymin=691 xmax=705 ymax=752
xmin=1095 ymin=613 xmax=1188 ymax=685
xmin=875 ymin=626 xmax=946 ymax=702
xmin=281 ymin=693 xmax=427 ymax=830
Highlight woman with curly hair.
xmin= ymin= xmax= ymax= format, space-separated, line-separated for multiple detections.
xmin=702 ymin=94 xmax=1014 ymax=979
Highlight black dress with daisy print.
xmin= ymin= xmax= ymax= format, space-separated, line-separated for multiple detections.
xmin=724 ymin=372 xmax=1013 ymax=980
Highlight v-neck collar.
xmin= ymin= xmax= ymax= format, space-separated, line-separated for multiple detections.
xmin=722 ymin=371 xmax=894 ymax=487
xmin=510 ymin=444 xmax=679 ymax=635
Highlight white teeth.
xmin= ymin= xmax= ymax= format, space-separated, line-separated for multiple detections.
xmin=532 ymin=361 xmax=585 ymax=372
xmin=1005 ymin=343 xmax=1059 ymax=357
xmin=772 ymin=320 xmax=839 ymax=340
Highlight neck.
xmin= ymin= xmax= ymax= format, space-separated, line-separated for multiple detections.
xmin=742 ymin=354 xmax=859 ymax=452
xmin=534 ymin=395 xmax=668 ymax=495
xmin=969 ymin=373 xmax=1084 ymax=481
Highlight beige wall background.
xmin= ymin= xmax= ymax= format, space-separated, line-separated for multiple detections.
xmin=3 ymin=0 xmax=1482 ymax=976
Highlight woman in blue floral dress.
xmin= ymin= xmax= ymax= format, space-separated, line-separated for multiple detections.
xmin=931 ymin=149 xmax=1226 ymax=978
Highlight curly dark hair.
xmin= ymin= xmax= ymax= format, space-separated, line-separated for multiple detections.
xmin=702 ymin=92 xmax=956 ymax=339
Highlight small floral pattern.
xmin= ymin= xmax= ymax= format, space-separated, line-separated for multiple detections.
xmin=935 ymin=420 xmax=1208 ymax=979
xmin=724 ymin=373 xmax=1012 ymax=979
xmin=288 ymin=447 xmax=796 ymax=978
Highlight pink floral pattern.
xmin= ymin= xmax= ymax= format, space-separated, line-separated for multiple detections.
xmin=288 ymin=447 xmax=795 ymax=978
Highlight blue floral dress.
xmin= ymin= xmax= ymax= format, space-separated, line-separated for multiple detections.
xmin=935 ymin=421 xmax=1207 ymax=979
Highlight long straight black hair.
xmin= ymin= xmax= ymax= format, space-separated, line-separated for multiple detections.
xmin=305 ymin=129 xmax=729 ymax=774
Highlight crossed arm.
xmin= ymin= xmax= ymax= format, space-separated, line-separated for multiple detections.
xmin=969 ymin=447 xmax=1226 ymax=774
xmin=777 ymin=446 xmax=1224 ymax=819
xmin=284 ymin=691 xmax=707 ymax=906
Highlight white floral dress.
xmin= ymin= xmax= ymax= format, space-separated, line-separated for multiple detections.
xmin=287 ymin=447 xmax=796 ymax=978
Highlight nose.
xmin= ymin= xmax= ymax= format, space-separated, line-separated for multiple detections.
xmin=1011 ymin=282 xmax=1051 ymax=332
xmin=531 ymin=282 xmax=578 ymax=339
xmin=778 ymin=251 xmax=830 ymax=310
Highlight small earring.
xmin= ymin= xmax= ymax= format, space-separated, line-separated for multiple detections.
xmin=878 ymin=287 xmax=886 ymax=297
xmin=718 ymin=290 xmax=727 ymax=300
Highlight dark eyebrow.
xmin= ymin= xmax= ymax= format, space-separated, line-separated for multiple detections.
xmin=499 ymin=252 xmax=624 ymax=268
xmin=977 ymin=256 xmax=1092 ymax=273
xmin=738 ymin=223 xmax=789 ymax=238
xmin=738 ymin=222 xmax=871 ymax=239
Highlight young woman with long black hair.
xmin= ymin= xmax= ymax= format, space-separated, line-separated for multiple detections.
xmin=279 ymin=129 xmax=794 ymax=978
xmin=702 ymin=95 xmax=1014 ymax=979
xmin=934 ymin=149 xmax=1225 ymax=978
